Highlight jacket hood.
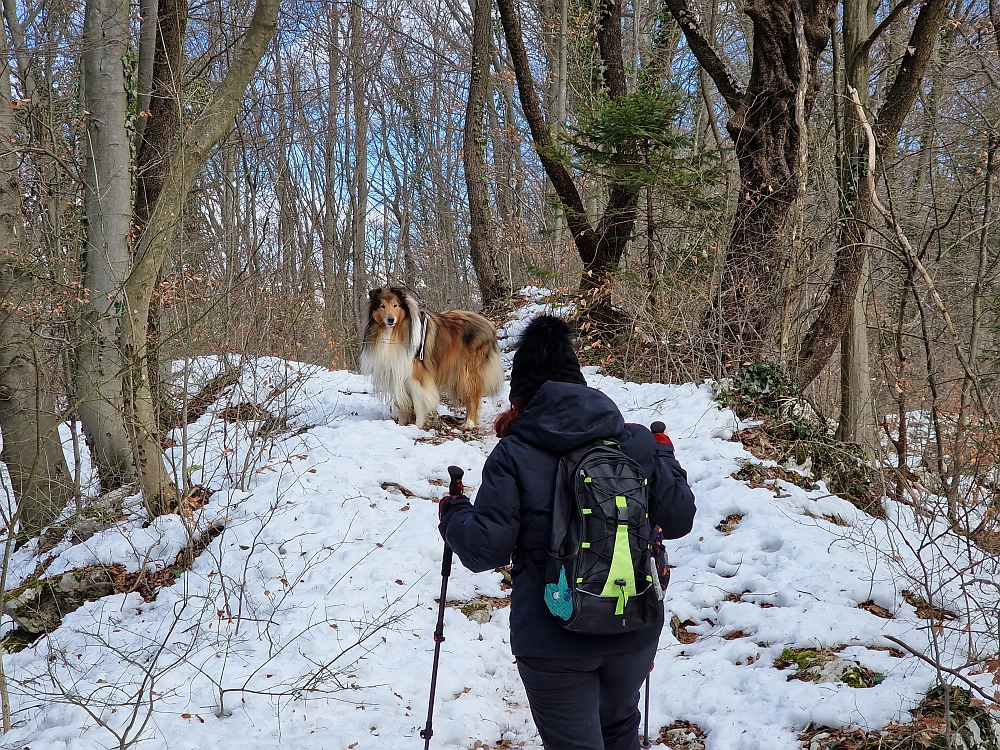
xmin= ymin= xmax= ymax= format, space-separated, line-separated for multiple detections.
xmin=508 ymin=381 xmax=625 ymax=453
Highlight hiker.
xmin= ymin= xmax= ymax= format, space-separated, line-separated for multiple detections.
xmin=438 ymin=315 xmax=696 ymax=750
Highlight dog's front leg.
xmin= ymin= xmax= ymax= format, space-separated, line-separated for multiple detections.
xmin=460 ymin=399 xmax=480 ymax=430
xmin=397 ymin=402 xmax=415 ymax=426
xmin=395 ymin=384 xmax=415 ymax=426
xmin=408 ymin=374 xmax=440 ymax=430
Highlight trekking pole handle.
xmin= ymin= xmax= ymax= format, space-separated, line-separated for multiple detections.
xmin=442 ymin=467 xmax=462 ymax=577
xmin=447 ymin=465 xmax=464 ymax=497
xmin=650 ymin=421 xmax=666 ymax=435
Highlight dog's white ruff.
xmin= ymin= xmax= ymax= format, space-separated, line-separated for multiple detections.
xmin=360 ymin=299 xmax=437 ymax=426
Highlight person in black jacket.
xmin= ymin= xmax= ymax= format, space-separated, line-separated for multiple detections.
xmin=438 ymin=315 xmax=696 ymax=750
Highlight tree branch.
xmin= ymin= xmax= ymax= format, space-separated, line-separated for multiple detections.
xmin=882 ymin=635 xmax=1000 ymax=707
xmin=661 ymin=0 xmax=743 ymax=111
xmin=130 ymin=0 xmax=279 ymax=279
xmin=875 ymin=0 xmax=949 ymax=147
xmin=495 ymin=0 xmax=599 ymax=262
xmin=850 ymin=0 xmax=918 ymax=76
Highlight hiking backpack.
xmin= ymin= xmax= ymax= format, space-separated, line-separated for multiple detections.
xmin=542 ymin=439 xmax=666 ymax=634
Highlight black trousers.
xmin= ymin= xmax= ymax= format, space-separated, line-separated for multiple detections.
xmin=515 ymin=641 xmax=657 ymax=750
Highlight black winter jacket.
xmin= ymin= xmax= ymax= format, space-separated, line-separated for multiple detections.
xmin=439 ymin=381 xmax=696 ymax=658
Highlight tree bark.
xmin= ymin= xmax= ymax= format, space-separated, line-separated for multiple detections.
xmin=122 ymin=0 xmax=279 ymax=514
xmin=134 ymin=0 xmax=187 ymax=229
xmin=834 ymin=0 xmax=875 ymax=453
xmin=464 ymin=0 xmax=508 ymax=310
xmin=793 ymin=0 xmax=950 ymax=387
xmin=0 ymin=35 xmax=73 ymax=538
xmin=78 ymin=0 xmax=137 ymax=492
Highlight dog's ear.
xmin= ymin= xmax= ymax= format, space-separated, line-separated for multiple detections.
xmin=369 ymin=288 xmax=383 ymax=300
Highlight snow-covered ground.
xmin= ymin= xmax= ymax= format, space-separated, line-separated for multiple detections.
xmin=1 ymin=290 xmax=995 ymax=750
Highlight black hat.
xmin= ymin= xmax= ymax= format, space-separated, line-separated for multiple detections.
xmin=509 ymin=315 xmax=586 ymax=405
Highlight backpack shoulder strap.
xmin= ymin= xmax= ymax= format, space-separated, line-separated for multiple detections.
xmin=519 ymin=440 xmax=599 ymax=583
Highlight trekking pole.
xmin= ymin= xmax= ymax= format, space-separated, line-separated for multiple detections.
xmin=641 ymin=670 xmax=652 ymax=748
xmin=645 ymin=421 xmax=665 ymax=750
xmin=420 ymin=465 xmax=463 ymax=749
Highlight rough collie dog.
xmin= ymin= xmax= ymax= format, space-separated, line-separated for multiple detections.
xmin=360 ymin=287 xmax=504 ymax=430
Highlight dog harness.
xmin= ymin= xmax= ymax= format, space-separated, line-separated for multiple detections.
xmin=416 ymin=311 xmax=429 ymax=361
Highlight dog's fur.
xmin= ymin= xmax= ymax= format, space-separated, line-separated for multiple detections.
xmin=360 ymin=287 xmax=504 ymax=429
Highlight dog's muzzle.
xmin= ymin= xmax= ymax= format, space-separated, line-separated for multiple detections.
xmin=385 ymin=316 xmax=396 ymax=326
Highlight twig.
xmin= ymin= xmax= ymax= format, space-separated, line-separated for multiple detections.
xmin=882 ymin=635 xmax=1000 ymax=707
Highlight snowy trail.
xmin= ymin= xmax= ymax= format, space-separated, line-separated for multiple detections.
xmin=0 ymin=300 xmax=972 ymax=750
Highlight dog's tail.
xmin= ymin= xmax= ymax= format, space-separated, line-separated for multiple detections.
xmin=480 ymin=345 xmax=504 ymax=398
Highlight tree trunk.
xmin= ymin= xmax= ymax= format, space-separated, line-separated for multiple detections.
xmin=349 ymin=0 xmax=369 ymax=331
xmin=834 ymin=0 xmax=875 ymax=452
xmin=134 ymin=0 xmax=188 ymax=228
xmin=321 ymin=5 xmax=343 ymax=339
xmin=78 ymin=0 xmax=136 ymax=492
xmin=275 ymin=43 xmax=297 ymax=292
xmin=669 ymin=0 xmax=836 ymax=366
xmin=793 ymin=0 xmax=950 ymax=387
xmin=134 ymin=0 xmax=188 ymax=429
xmin=122 ymin=0 xmax=280 ymax=515
xmin=555 ymin=0 xmax=568 ymax=126
xmin=133 ymin=0 xmax=157 ymax=148
xmin=838 ymin=258 xmax=875 ymax=454
xmin=464 ymin=0 xmax=507 ymax=310
xmin=0 ymin=36 xmax=73 ymax=538
xmin=662 ymin=0 xmax=837 ymax=365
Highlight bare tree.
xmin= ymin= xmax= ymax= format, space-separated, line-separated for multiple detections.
xmin=793 ymin=0 xmax=951 ymax=387
xmin=464 ymin=0 xmax=508 ymax=309
xmin=0 ymin=32 xmax=72 ymax=537
xmin=663 ymin=0 xmax=838 ymax=364
xmin=497 ymin=0 xmax=669 ymax=322
xmin=121 ymin=0 xmax=280 ymax=513
xmin=77 ymin=0 xmax=136 ymax=491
